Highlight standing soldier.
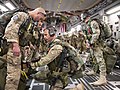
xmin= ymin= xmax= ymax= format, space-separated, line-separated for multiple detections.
xmin=30 ymin=20 xmax=46 ymax=59
xmin=3 ymin=7 xmax=46 ymax=90
xmin=81 ymin=12 xmax=107 ymax=86
xmin=77 ymin=30 xmax=87 ymax=54
xmin=70 ymin=33 xmax=78 ymax=49
xmin=18 ymin=19 xmax=46 ymax=90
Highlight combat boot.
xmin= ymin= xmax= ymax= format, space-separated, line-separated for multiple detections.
xmin=69 ymin=87 xmax=78 ymax=90
xmin=69 ymin=83 xmax=84 ymax=90
xmin=86 ymin=70 xmax=95 ymax=75
xmin=92 ymin=75 xmax=107 ymax=86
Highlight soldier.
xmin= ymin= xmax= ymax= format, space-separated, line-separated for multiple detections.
xmin=17 ymin=19 xmax=46 ymax=90
xmin=77 ymin=30 xmax=87 ymax=54
xmin=31 ymin=25 xmax=84 ymax=90
xmin=70 ymin=33 xmax=78 ymax=49
xmin=38 ymin=22 xmax=48 ymax=56
xmin=31 ymin=20 xmax=46 ymax=59
xmin=81 ymin=12 xmax=107 ymax=85
xmin=3 ymin=7 xmax=46 ymax=90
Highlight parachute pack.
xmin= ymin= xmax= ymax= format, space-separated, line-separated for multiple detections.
xmin=93 ymin=46 xmax=117 ymax=74
xmin=0 ymin=9 xmax=34 ymax=56
xmin=0 ymin=9 xmax=26 ymax=37
xmin=91 ymin=18 xmax=112 ymax=39
xmin=0 ymin=10 xmax=18 ymax=55
xmin=52 ymin=39 xmax=84 ymax=78
xmin=103 ymin=46 xmax=117 ymax=74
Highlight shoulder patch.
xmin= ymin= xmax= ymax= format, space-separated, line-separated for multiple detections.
xmin=13 ymin=15 xmax=19 ymax=21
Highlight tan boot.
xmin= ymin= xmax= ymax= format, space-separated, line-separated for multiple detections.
xmin=69 ymin=87 xmax=78 ymax=90
xmin=76 ymin=83 xmax=84 ymax=90
xmin=69 ymin=84 xmax=84 ymax=90
xmin=92 ymin=75 xmax=107 ymax=86
xmin=86 ymin=70 xmax=95 ymax=75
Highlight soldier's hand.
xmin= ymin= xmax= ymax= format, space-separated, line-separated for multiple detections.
xmin=12 ymin=42 xmax=20 ymax=56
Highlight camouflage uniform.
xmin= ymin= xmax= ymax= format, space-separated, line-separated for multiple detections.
xmin=39 ymin=33 xmax=48 ymax=56
xmin=70 ymin=34 xmax=78 ymax=49
xmin=57 ymin=35 xmax=64 ymax=42
xmin=3 ymin=12 xmax=29 ymax=90
xmin=63 ymin=34 xmax=70 ymax=44
xmin=77 ymin=31 xmax=86 ymax=53
xmin=33 ymin=39 xmax=68 ymax=90
xmin=86 ymin=20 xmax=107 ymax=85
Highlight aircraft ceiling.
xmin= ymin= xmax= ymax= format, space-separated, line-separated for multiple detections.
xmin=0 ymin=0 xmax=115 ymax=15
xmin=0 ymin=0 xmax=116 ymax=27
xmin=20 ymin=0 xmax=114 ymax=16
xmin=22 ymin=0 xmax=101 ymax=12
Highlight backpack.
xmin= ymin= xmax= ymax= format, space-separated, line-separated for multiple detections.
xmin=93 ymin=46 xmax=117 ymax=74
xmin=0 ymin=9 xmax=26 ymax=37
xmin=52 ymin=39 xmax=84 ymax=78
xmin=91 ymin=19 xmax=112 ymax=39
xmin=103 ymin=46 xmax=117 ymax=74
xmin=0 ymin=10 xmax=19 ymax=56
xmin=0 ymin=9 xmax=29 ymax=56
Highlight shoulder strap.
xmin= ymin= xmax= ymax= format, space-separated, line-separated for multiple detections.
xmin=49 ymin=39 xmax=67 ymax=72
xmin=18 ymin=16 xmax=33 ymax=35
xmin=55 ymin=48 xmax=67 ymax=72
xmin=87 ymin=19 xmax=93 ymax=34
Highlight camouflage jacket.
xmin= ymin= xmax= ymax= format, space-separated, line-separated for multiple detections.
xmin=4 ymin=12 xmax=29 ymax=44
xmin=86 ymin=19 xmax=101 ymax=45
xmin=34 ymin=39 xmax=63 ymax=71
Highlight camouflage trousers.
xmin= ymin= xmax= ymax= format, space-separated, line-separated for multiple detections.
xmin=5 ymin=45 xmax=21 ymax=90
xmin=34 ymin=69 xmax=68 ymax=90
xmin=78 ymin=41 xmax=86 ymax=53
xmin=92 ymin=46 xmax=106 ymax=76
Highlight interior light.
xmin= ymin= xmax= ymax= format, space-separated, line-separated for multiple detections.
xmin=0 ymin=4 xmax=9 ymax=11
xmin=106 ymin=5 xmax=120 ymax=14
xmin=5 ymin=2 xmax=16 ymax=10
xmin=71 ymin=28 xmax=75 ymax=32
xmin=77 ymin=25 xmax=81 ymax=31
